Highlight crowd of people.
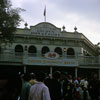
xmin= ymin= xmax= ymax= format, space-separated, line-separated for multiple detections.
xmin=0 ymin=70 xmax=100 ymax=100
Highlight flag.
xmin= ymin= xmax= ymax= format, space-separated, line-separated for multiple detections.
xmin=44 ymin=6 xmax=46 ymax=16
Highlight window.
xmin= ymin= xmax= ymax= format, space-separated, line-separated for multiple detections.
xmin=67 ymin=48 xmax=75 ymax=55
xmin=28 ymin=46 xmax=37 ymax=53
xmin=42 ymin=46 xmax=50 ymax=55
xmin=28 ymin=46 xmax=37 ymax=56
xmin=15 ymin=45 xmax=23 ymax=55
xmin=54 ymin=47 xmax=62 ymax=55
xmin=15 ymin=45 xmax=23 ymax=53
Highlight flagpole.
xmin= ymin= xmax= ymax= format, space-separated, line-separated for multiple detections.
xmin=44 ymin=6 xmax=46 ymax=22
xmin=45 ymin=14 xmax=46 ymax=22
xmin=44 ymin=14 xmax=46 ymax=22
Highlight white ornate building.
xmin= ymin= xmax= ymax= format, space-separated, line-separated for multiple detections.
xmin=0 ymin=22 xmax=100 ymax=79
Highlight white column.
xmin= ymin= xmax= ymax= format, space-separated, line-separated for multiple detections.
xmin=50 ymin=66 xmax=53 ymax=79
xmin=24 ymin=66 xmax=26 ymax=73
xmin=75 ymin=67 xmax=78 ymax=79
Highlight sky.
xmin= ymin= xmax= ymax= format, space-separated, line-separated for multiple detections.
xmin=11 ymin=0 xmax=100 ymax=44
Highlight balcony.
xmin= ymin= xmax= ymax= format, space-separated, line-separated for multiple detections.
xmin=0 ymin=52 xmax=23 ymax=63
xmin=0 ymin=52 xmax=100 ymax=66
xmin=77 ymin=56 xmax=99 ymax=66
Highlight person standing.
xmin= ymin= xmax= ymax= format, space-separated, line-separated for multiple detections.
xmin=20 ymin=73 xmax=31 ymax=100
xmin=62 ymin=72 xmax=73 ymax=100
xmin=88 ymin=73 xmax=100 ymax=100
xmin=50 ymin=71 xmax=62 ymax=100
xmin=28 ymin=71 xmax=51 ymax=100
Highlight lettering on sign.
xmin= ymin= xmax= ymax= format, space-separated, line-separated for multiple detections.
xmin=24 ymin=58 xmax=78 ymax=66
xmin=31 ymin=27 xmax=60 ymax=37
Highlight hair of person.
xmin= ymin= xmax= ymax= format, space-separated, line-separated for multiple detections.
xmin=53 ymin=71 xmax=61 ymax=79
xmin=36 ymin=71 xmax=46 ymax=82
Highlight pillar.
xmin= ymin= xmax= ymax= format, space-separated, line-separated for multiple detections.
xmin=50 ymin=66 xmax=53 ymax=79
xmin=24 ymin=65 xmax=26 ymax=73
xmin=75 ymin=67 xmax=78 ymax=79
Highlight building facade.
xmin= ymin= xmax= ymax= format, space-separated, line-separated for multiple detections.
xmin=0 ymin=22 xmax=100 ymax=79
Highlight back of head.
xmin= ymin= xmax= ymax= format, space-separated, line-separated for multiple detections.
xmin=30 ymin=72 xmax=36 ymax=79
xmin=23 ymin=73 xmax=30 ymax=81
xmin=36 ymin=71 xmax=46 ymax=82
xmin=53 ymin=71 xmax=61 ymax=79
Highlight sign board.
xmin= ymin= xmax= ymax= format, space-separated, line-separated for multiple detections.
xmin=23 ymin=57 xmax=78 ymax=67
xmin=44 ymin=52 xmax=59 ymax=59
xmin=30 ymin=22 xmax=61 ymax=37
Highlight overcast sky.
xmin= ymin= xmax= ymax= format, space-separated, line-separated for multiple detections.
xmin=11 ymin=0 xmax=100 ymax=44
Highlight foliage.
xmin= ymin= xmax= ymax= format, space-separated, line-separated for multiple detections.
xmin=0 ymin=0 xmax=24 ymax=42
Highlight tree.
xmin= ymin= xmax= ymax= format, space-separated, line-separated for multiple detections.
xmin=0 ymin=0 xmax=23 ymax=42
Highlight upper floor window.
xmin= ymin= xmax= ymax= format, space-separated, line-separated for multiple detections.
xmin=28 ymin=46 xmax=37 ymax=56
xmin=54 ymin=47 xmax=62 ymax=55
xmin=15 ymin=45 xmax=23 ymax=53
xmin=15 ymin=45 xmax=23 ymax=56
xmin=67 ymin=48 xmax=75 ymax=55
xmin=42 ymin=46 xmax=50 ymax=55
xmin=28 ymin=46 xmax=37 ymax=53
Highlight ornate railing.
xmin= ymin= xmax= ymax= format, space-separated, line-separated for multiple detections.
xmin=0 ymin=52 xmax=100 ymax=66
xmin=77 ymin=56 xmax=99 ymax=66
